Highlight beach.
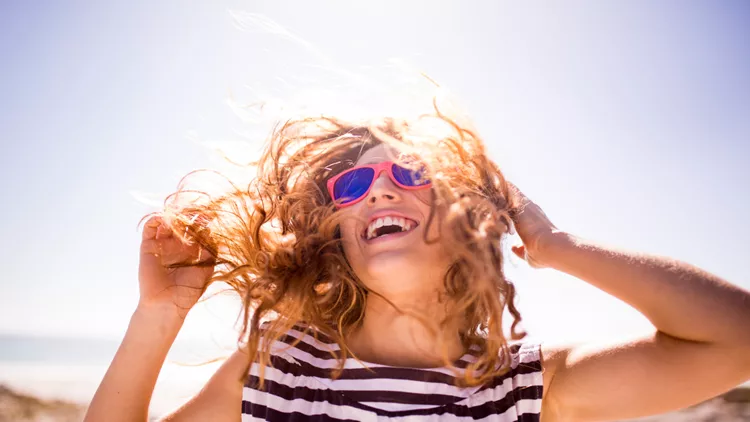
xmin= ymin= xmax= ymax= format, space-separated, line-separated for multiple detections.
xmin=0 ymin=361 xmax=220 ymax=419
xmin=0 ymin=334 xmax=229 ymax=420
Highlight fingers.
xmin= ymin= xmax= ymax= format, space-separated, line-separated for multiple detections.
xmin=507 ymin=181 xmax=531 ymax=206
xmin=156 ymin=223 xmax=173 ymax=240
xmin=141 ymin=215 xmax=174 ymax=258
xmin=142 ymin=215 xmax=175 ymax=241
xmin=512 ymin=244 xmax=547 ymax=269
xmin=143 ymin=215 xmax=173 ymax=235
xmin=141 ymin=233 xmax=213 ymax=268
xmin=195 ymin=245 xmax=217 ymax=265
xmin=142 ymin=215 xmax=162 ymax=241
xmin=141 ymin=214 xmax=215 ymax=267
xmin=140 ymin=238 xmax=160 ymax=256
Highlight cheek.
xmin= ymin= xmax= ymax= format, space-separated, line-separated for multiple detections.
xmin=422 ymin=203 xmax=450 ymax=244
xmin=338 ymin=218 xmax=361 ymax=257
xmin=413 ymin=188 xmax=433 ymax=205
xmin=340 ymin=222 xmax=357 ymax=246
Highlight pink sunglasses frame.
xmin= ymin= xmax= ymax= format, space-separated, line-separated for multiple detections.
xmin=326 ymin=161 xmax=431 ymax=208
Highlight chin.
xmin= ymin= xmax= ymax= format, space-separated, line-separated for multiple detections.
xmin=364 ymin=254 xmax=416 ymax=279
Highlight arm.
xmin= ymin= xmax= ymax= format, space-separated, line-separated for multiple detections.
xmin=85 ymin=215 xmax=219 ymax=421
xmin=539 ymin=233 xmax=750 ymax=421
xmin=85 ymin=306 xmax=248 ymax=422
xmin=544 ymin=234 xmax=750 ymax=346
xmin=507 ymin=186 xmax=750 ymax=421
xmin=84 ymin=305 xmax=184 ymax=421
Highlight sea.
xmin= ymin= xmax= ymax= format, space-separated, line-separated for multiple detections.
xmin=0 ymin=334 xmax=231 ymax=418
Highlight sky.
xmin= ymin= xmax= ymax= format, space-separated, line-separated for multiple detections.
xmin=1 ymin=0 xmax=749 ymax=351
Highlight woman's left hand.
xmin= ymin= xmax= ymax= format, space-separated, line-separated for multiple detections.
xmin=507 ymin=183 xmax=564 ymax=269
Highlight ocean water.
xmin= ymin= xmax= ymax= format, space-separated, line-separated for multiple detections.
xmin=0 ymin=335 xmax=230 ymax=417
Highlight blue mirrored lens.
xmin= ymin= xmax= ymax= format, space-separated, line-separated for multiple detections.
xmin=392 ymin=164 xmax=430 ymax=186
xmin=333 ymin=167 xmax=375 ymax=204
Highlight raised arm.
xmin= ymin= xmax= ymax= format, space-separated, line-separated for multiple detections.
xmin=84 ymin=216 xmax=216 ymax=422
xmin=84 ymin=305 xmax=185 ymax=421
xmin=508 ymin=185 xmax=750 ymax=422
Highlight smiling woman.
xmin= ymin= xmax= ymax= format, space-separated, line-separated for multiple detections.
xmin=83 ymin=105 xmax=750 ymax=422
xmin=190 ymin=113 xmax=527 ymax=383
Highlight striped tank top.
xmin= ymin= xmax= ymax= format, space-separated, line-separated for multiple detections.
xmin=242 ymin=323 xmax=544 ymax=421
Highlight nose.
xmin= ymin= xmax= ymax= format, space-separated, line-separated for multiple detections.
xmin=365 ymin=170 xmax=402 ymax=206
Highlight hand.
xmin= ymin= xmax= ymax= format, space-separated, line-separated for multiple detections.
xmin=508 ymin=183 xmax=562 ymax=269
xmin=138 ymin=215 xmax=215 ymax=318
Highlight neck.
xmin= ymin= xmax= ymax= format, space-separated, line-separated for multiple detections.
xmin=346 ymin=288 xmax=465 ymax=368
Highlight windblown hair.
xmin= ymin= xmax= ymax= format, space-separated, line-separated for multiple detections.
xmin=161 ymin=105 xmax=526 ymax=388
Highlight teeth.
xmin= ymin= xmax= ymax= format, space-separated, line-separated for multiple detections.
xmin=365 ymin=216 xmax=417 ymax=240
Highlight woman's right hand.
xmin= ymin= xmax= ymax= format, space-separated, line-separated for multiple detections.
xmin=138 ymin=215 xmax=215 ymax=318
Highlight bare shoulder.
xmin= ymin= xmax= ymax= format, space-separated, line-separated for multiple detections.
xmin=537 ymin=332 xmax=750 ymax=422
xmin=538 ymin=341 xmax=576 ymax=422
xmin=159 ymin=347 xmax=250 ymax=422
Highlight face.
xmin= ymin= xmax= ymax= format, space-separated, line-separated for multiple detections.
xmin=336 ymin=144 xmax=454 ymax=297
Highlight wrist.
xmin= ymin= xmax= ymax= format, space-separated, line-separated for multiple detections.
xmin=132 ymin=302 xmax=188 ymax=332
xmin=537 ymin=230 xmax=579 ymax=269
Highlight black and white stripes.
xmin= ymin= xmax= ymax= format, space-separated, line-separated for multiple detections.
xmin=242 ymin=324 xmax=543 ymax=421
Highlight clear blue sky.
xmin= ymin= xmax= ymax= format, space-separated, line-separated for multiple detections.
xmin=1 ymin=1 xmax=748 ymax=345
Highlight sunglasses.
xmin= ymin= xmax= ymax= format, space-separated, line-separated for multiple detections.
xmin=326 ymin=161 xmax=432 ymax=207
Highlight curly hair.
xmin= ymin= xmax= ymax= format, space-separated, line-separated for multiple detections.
xmin=161 ymin=103 xmax=526 ymax=388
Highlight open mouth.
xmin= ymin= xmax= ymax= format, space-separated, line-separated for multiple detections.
xmin=362 ymin=216 xmax=419 ymax=241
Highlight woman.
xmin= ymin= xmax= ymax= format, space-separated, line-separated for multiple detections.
xmin=85 ymin=113 xmax=750 ymax=422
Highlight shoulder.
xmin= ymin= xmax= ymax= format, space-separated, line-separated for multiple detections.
xmin=508 ymin=340 xmax=543 ymax=362
xmin=505 ymin=339 xmax=545 ymax=375
xmin=500 ymin=340 xmax=545 ymax=395
xmin=496 ymin=340 xmax=570 ymax=421
xmin=538 ymin=341 xmax=568 ymax=386
xmin=461 ymin=341 xmax=545 ymax=419
xmin=537 ymin=341 xmax=580 ymax=422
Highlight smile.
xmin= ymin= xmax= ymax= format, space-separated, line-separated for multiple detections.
xmin=362 ymin=215 xmax=419 ymax=241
